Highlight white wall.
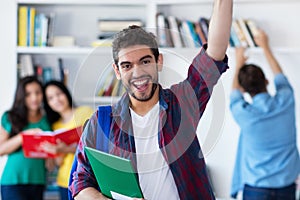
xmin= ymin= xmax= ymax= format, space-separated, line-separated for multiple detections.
xmin=0 ymin=0 xmax=17 ymax=195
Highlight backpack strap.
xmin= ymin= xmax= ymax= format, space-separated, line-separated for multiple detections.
xmin=96 ymin=105 xmax=112 ymax=152
xmin=68 ymin=105 xmax=112 ymax=200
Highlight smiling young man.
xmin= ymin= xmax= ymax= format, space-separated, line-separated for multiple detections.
xmin=70 ymin=0 xmax=232 ymax=199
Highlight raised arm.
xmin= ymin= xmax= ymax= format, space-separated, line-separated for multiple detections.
xmin=254 ymin=29 xmax=283 ymax=75
xmin=232 ymin=47 xmax=247 ymax=90
xmin=206 ymin=0 xmax=233 ymax=61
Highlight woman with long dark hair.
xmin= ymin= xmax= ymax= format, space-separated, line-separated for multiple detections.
xmin=0 ymin=76 xmax=52 ymax=200
xmin=41 ymin=80 xmax=93 ymax=200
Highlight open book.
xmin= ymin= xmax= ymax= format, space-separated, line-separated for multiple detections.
xmin=22 ymin=126 xmax=82 ymax=158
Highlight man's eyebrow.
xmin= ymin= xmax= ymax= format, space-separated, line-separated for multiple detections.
xmin=119 ymin=61 xmax=131 ymax=66
xmin=119 ymin=55 xmax=153 ymax=66
xmin=139 ymin=55 xmax=153 ymax=61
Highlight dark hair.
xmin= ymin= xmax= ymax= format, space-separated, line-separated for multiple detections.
xmin=112 ymin=25 xmax=159 ymax=65
xmin=43 ymin=80 xmax=74 ymax=125
xmin=238 ymin=64 xmax=267 ymax=96
xmin=8 ymin=76 xmax=43 ymax=137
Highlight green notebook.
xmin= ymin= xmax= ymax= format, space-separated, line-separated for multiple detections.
xmin=84 ymin=147 xmax=143 ymax=199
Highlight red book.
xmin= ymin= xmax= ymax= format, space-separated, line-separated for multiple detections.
xmin=22 ymin=126 xmax=82 ymax=158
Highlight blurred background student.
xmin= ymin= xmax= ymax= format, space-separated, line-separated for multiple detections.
xmin=0 ymin=76 xmax=52 ymax=200
xmin=41 ymin=80 xmax=93 ymax=200
xmin=230 ymin=29 xmax=300 ymax=199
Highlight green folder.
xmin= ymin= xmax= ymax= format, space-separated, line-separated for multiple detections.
xmin=84 ymin=146 xmax=143 ymax=199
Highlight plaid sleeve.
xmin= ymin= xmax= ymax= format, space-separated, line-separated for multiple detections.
xmin=188 ymin=44 xmax=229 ymax=95
xmin=176 ymin=44 xmax=229 ymax=120
xmin=70 ymin=111 xmax=99 ymax=198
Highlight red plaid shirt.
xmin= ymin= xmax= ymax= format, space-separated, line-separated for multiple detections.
xmin=70 ymin=45 xmax=228 ymax=199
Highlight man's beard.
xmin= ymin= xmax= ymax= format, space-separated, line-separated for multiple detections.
xmin=128 ymin=83 xmax=158 ymax=102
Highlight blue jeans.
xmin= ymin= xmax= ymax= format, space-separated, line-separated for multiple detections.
xmin=243 ymin=183 xmax=296 ymax=200
xmin=59 ymin=186 xmax=68 ymax=200
xmin=1 ymin=184 xmax=44 ymax=200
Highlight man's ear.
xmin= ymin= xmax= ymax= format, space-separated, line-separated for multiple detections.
xmin=112 ymin=63 xmax=121 ymax=80
xmin=265 ymin=79 xmax=269 ymax=86
xmin=157 ymin=53 xmax=163 ymax=72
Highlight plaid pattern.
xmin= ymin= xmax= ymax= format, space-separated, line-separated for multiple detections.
xmin=70 ymin=45 xmax=228 ymax=199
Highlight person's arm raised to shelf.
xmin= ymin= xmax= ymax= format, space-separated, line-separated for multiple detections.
xmin=254 ymin=29 xmax=283 ymax=75
xmin=206 ymin=0 xmax=233 ymax=61
xmin=232 ymin=47 xmax=247 ymax=90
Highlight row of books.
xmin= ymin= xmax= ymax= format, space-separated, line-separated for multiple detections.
xmin=230 ymin=18 xmax=259 ymax=48
xmin=96 ymin=68 xmax=125 ymax=97
xmin=18 ymin=54 xmax=68 ymax=84
xmin=156 ymin=13 xmax=260 ymax=48
xmin=18 ymin=6 xmax=55 ymax=47
xmin=156 ymin=13 xmax=209 ymax=48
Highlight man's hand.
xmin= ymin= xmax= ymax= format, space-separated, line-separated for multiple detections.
xmin=254 ymin=29 xmax=269 ymax=50
xmin=254 ymin=29 xmax=283 ymax=75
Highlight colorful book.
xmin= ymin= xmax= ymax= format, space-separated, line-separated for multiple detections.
xmin=18 ymin=6 xmax=28 ymax=46
xmin=28 ymin=7 xmax=36 ymax=46
xmin=167 ymin=16 xmax=183 ymax=48
xmin=232 ymin=19 xmax=248 ymax=47
xmin=237 ymin=18 xmax=255 ymax=47
xmin=22 ymin=126 xmax=82 ymax=158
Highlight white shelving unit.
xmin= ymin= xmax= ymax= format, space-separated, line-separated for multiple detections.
xmin=1 ymin=0 xmax=300 ymax=198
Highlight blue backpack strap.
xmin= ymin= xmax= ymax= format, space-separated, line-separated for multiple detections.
xmin=96 ymin=105 xmax=112 ymax=152
xmin=68 ymin=105 xmax=112 ymax=200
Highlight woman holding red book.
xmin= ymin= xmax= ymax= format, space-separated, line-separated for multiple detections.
xmin=42 ymin=80 xmax=93 ymax=200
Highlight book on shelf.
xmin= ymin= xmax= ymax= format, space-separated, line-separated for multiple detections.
xmin=97 ymin=68 xmax=115 ymax=96
xmin=28 ymin=7 xmax=36 ymax=46
xmin=232 ymin=19 xmax=248 ymax=47
xmin=198 ymin=17 xmax=209 ymax=42
xmin=194 ymin=21 xmax=207 ymax=45
xmin=98 ymin=19 xmax=143 ymax=32
xmin=91 ymin=39 xmax=113 ymax=47
xmin=156 ymin=13 xmax=173 ymax=47
xmin=46 ymin=13 xmax=55 ymax=46
xmin=18 ymin=6 xmax=28 ymax=46
xmin=180 ymin=20 xmax=198 ymax=48
xmin=245 ymin=19 xmax=259 ymax=47
xmin=229 ymin=25 xmax=241 ymax=47
xmin=237 ymin=18 xmax=256 ymax=47
xmin=22 ymin=126 xmax=82 ymax=158
xmin=167 ymin=16 xmax=183 ymax=48
xmin=19 ymin=54 xmax=34 ymax=78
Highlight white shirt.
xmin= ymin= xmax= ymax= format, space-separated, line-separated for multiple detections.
xmin=130 ymin=103 xmax=180 ymax=200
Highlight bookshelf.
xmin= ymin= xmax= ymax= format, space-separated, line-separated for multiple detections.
xmin=1 ymin=0 xmax=300 ymax=198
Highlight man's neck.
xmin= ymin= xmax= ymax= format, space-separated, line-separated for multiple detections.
xmin=129 ymin=88 xmax=159 ymax=116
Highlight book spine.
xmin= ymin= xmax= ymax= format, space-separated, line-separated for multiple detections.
xmin=167 ymin=16 xmax=183 ymax=48
xmin=29 ymin=7 xmax=36 ymax=46
xmin=232 ymin=19 xmax=248 ymax=47
xmin=18 ymin=6 xmax=28 ymax=46
xmin=237 ymin=18 xmax=255 ymax=47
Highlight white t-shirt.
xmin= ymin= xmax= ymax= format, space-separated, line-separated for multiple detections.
xmin=130 ymin=102 xmax=180 ymax=200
